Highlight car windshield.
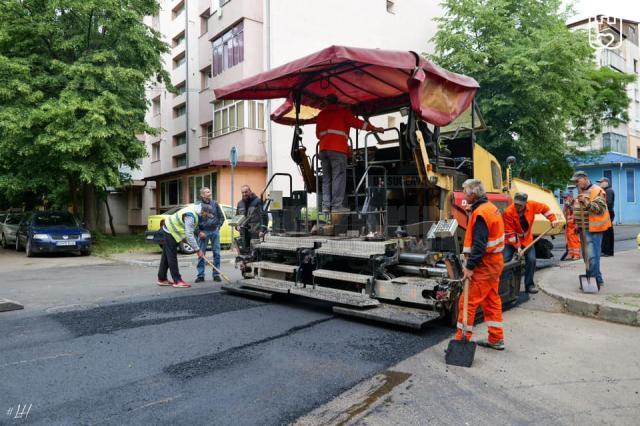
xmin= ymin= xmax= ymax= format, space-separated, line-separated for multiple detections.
xmin=33 ymin=212 xmax=77 ymax=227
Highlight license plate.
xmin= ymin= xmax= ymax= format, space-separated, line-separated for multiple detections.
xmin=56 ymin=241 xmax=76 ymax=246
xmin=146 ymin=235 xmax=154 ymax=240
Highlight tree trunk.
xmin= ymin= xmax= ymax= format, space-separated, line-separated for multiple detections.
xmin=104 ymin=195 xmax=116 ymax=236
xmin=82 ymin=183 xmax=98 ymax=231
xmin=69 ymin=176 xmax=79 ymax=215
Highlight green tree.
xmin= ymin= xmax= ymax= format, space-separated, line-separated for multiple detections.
xmin=0 ymin=0 xmax=169 ymax=227
xmin=430 ymin=0 xmax=635 ymax=188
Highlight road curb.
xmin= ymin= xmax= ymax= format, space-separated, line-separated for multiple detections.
xmin=0 ymin=298 xmax=24 ymax=312
xmin=538 ymin=269 xmax=639 ymax=327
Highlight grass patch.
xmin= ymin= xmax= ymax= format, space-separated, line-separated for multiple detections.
xmin=92 ymin=232 xmax=160 ymax=257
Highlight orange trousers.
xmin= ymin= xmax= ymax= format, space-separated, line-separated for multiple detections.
xmin=455 ymin=275 xmax=504 ymax=344
xmin=566 ymin=220 xmax=581 ymax=259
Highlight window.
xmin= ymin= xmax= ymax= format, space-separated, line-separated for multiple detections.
xmin=213 ymin=100 xmax=244 ymax=136
xmin=151 ymin=142 xmax=160 ymax=161
xmin=172 ymin=1 xmax=185 ymax=20
xmin=490 ymin=161 xmax=502 ymax=190
xmin=634 ymin=59 xmax=638 ymax=74
xmin=174 ymin=154 xmax=187 ymax=168
xmin=173 ymin=51 xmax=186 ymax=69
xmin=173 ymin=103 xmax=186 ymax=118
xmin=151 ymin=96 xmax=160 ymax=116
xmin=174 ymin=81 xmax=186 ymax=97
xmin=172 ymin=31 xmax=185 ymax=48
xmin=602 ymin=132 xmax=627 ymax=153
xmin=637 ymin=147 xmax=640 ymax=159
xmin=201 ymin=122 xmax=213 ymax=147
xmin=200 ymin=9 xmax=210 ymax=35
xmin=131 ymin=190 xmax=143 ymax=210
xmin=212 ymin=21 xmax=244 ymax=76
xmin=247 ymin=100 xmax=264 ymax=130
xmin=160 ymin=179 xmax=182 ymax=207
xmin=188 ymin=173 xmax=218 ymax=203
xmin=200 ymin=66 xmax=212 ymax=90
xmin=173 ymin=132 xmax=186 ymax=146
xmin=627 ymin=169 xmax=636 ymax=203
xmin=603 ymin=170 xmax=613 ymax=186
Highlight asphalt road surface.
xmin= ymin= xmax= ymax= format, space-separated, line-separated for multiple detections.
xmin=0 ymin=266 xmax=453 ymax=425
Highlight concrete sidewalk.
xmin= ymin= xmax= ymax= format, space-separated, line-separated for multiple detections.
xmin=537 ymin=249 xmax=640 ymax=326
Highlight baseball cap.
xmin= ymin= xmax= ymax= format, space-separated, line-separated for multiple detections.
xmin=570 ymin=171 xmax=588 ymax=182
xmin=513 ymin=192 xmax=528 ymax=206
xmin=596 ymin=177 xmax=609 ymax=183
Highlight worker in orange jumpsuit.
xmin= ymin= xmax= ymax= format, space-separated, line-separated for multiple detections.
xmin=562 ymin=193 xmax=581 ymax=260
xmin=502 ymin=193 xmax=560 ymax=294
xmin=316 ymin=94 xmax=383 ymax=213
xmin=456 ymin=179 xmax=506 ymax=350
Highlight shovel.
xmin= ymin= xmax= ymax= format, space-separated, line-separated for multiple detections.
xmin=186 ymin=241 xmax=232 ymax=284
xmin=445 ymin=278 xmax=476 ymax=368
xmin=515 ymin=225 xmax=554 ymax=259
xmin=578 ymin=206 xmax=599 ymax=293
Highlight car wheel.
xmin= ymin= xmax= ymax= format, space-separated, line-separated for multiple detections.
xmin=179 ymin=241 xmax=196 ymax=255
xmin=80 ymin=249 xmax=91 ymax=256
xmin=1 ymin=234 xmax=6 ymax=249
xmin=26 ymin=238 xmax=34 ymax=257
xmin=15 ymin=236 xmax=22 ymax=251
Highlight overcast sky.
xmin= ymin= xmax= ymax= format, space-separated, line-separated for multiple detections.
xmin=565 ymin=0 xmax=640 ymax=23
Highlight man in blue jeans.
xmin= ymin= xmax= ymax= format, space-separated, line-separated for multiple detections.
xmin=195 ymin=187 xmax=225 ymax=283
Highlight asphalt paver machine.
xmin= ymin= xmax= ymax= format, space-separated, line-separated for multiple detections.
xmin=214 ymin=46 xmax=522 ymax=328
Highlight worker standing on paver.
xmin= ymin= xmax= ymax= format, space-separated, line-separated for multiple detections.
xmin=236 ymin=185 xmax=267 ymax=254
xmin=456 ymin=179 xmax=506 ymax=350
xmin=157 ymin=203 xmax=214 ymax=289
xmin=571 ymin=171 xmax=612 ymax=287
xmin=502 ymin=193 xmax=560 ymax=293
xmin=317 ymin=94 xmax=383 ymax=214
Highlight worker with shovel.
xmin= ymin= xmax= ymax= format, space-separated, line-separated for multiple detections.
xmin=503 ymin=193 xmax=560 ymax=294
xmin=455 ymin=179 xmax=506 ymax=351
xmin=157 ymin=203 xmax=214 ymax=289
xmin=571 ymin=171 xmax=611 ymax=288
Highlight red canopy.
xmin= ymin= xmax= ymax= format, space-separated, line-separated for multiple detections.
xmin=213 ymin=45 xmax=479 ymax=127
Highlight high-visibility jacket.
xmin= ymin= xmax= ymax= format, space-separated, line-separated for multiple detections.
xmin=463 ymin=201 xmax=505 ymax=280
xmin=165 ymin=205 xmax=199 ymax=243
xmin=574 ymin=185 xmax=612 ymax=232
xmin=316 ymin=104 xmax=375 ymax=155
xmin=503 ymin=200 xmax=556 ymax=248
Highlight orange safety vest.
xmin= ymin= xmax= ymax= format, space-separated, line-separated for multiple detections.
xmin=316 ymin=105 xmax=373 ymax=155
xmin=463 ymin=201 xmax=505 ymax=280
xmin=580 ymin=185 xmax=612 ymax=232
xmin=503 ymin=200 xmax=556 ymax=248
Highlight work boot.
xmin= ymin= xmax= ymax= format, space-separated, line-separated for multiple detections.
xmin=477 ymin=339 xmax=505 ymax=351
xmin=172 ymin=280 xmax=191 ymax=288
xmin=213 ymin=276 xmax=222 ymax=282
xmin=157 ymin=279 xmax=174 ymax=286
xmin=526 ymin=284 xmax=539 ymax=294
xmin=194 ymin=276 xmax=205 ymax=283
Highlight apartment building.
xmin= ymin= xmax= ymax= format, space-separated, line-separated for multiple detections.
xmin=142 ymin=0 xmax=441 ymax=214
xmin=568 ymin=16 xmax=640 ymax=158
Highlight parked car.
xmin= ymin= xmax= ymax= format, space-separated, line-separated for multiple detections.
xmin=637 ymin=231 xmax=640 ymax=250
xmin=1 ymin=211 xmax=29 ymax=249
xmin=15 ymin=211 xmax=92 ymax=257
xmin=144 ymin=204 xmax=239 ymax=254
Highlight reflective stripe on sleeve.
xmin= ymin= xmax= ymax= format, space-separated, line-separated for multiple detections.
xmin=486 ymin=235 xmax=504 ymax=248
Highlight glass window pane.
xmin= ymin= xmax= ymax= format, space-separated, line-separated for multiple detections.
xmin=229 ymin=105 xmax=236 ymax=130
xmin=258 ymin=103 xmax=265 ymax=130
xmin=189 ymin=177 xmax=195 ymax=203
xmin=161 ymin=182 xmax=166 ymax=206
xmin=204 ymin=174 xmax=211 ymax=190
xmin=211 ymin=173 xmax=218 ymax=199
xmin=249 ymin=101 xmax=256 ymax=128
xmin=222 ymin=109 xmax=228 ymax=133
xmin=214 ymin=111 xmax=222 ymax=135
xmin=237 ymin=101 xmax=245 ymax=128
xmin=627 ymin=169 xmax=635 ymax=203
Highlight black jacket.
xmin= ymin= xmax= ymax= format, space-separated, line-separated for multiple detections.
xmin=236 ymin=193 xmax=267 ymax=234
